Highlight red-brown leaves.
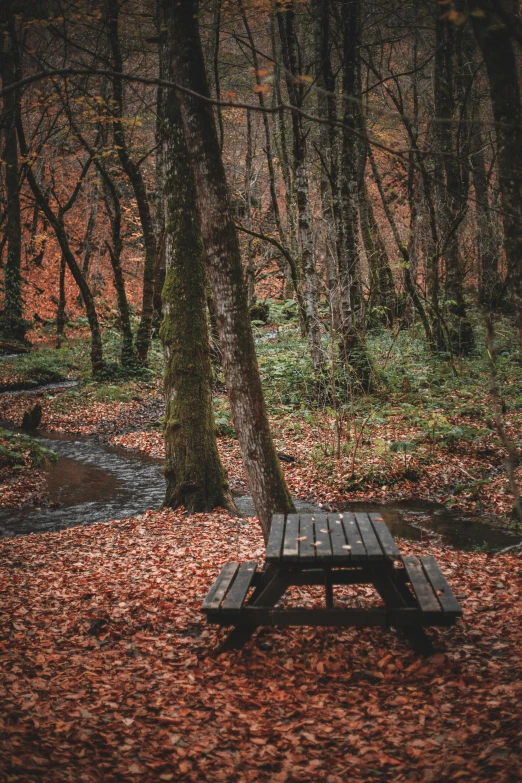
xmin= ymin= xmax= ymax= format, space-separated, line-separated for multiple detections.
xmin=1 ymin=510 xmax=521 ymax=782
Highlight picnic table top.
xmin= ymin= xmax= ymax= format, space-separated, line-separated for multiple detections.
xmin=266 ymin=511 xmax=401 ymax=565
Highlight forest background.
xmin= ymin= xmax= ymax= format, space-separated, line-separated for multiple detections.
xmin=2 ymin=0 xmax=522 ymax=533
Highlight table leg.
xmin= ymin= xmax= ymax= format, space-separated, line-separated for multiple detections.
xmin=217 ymin=567 xmax=290 ymax=653
xmin=325 ymin=569 xmax=334 ymax=609
xmin=372 ymin=567 xmax=434 ymax=657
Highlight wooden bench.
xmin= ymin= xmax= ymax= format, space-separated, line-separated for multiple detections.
xmin=201 ymin=513 xmax=462 ymax=653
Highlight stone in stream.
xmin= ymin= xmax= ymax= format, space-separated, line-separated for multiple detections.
xmin=22 ymin=403 xmax=42 ymax=431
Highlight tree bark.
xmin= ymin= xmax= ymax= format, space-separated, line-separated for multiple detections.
xmin=434 ymin=12 xmax=473 ymax=354
xmin=101 ymin=175 xmax=135 ymax=366
xmin=159 ymin=38 xmax=234 ymax=514
xmin=165 ymin=0 xmax=295 ymax=540
xmin=312 ymin=0 xmax=342 ymax=334
xmin=470 ymin=0 xmax=522 ymax=336
xmin=0 ymin=19 xmax=24 ymax=341
xmin=56 ymin=253 xmax=67 ymax=340
xmin=470 ymin=129 xmax=503 ymax=308
xmin=107 ymin=0 xmax=157 ymax=363
xmin=277 ymin=4 xmax=325 ymax=373
xmin=359 ymin=181 xmax=396 ymax=326
xmin=338 ymin=0 xmax=374 ymax=389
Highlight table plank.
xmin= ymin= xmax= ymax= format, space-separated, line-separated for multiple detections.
xmin=355 ymin=512 xmax=384 ymax=559
xmin=341 ymin=513 xmax=368 ymax=560
xmin=314 ymin=514 xmax=333 ymax=560
xmin=402 ymin=556 xmax=441 ymax=613
xmin=266 ymin=514 xmax=285 ymax=562
xmin=283 ymin=514 xmax=300 ymax=561
xmin=369 ymin=513 xmax=400 ymax=559
xmin=420 ymin=556 xmax=462 ymax=615
xmin=221 ymin=561 xmax=258 ymax=613
xmin=201 ymin=562 xmax=239 ymax=612
xmin=329 ymin=514 xmax=350 ymax=558
xmin=298 ymin=514 xmax=316 ymax=563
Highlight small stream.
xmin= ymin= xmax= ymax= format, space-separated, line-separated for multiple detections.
xmin=0 ymin=432 xmax=166 ymax=538
xmin=0 ymin=429 xmax=520 ymax=550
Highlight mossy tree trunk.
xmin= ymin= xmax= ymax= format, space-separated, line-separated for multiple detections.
xmin=159 ymin=16 xmax=234 ymax=514
xmin=165 ymin=0 xmax=295 ymax=540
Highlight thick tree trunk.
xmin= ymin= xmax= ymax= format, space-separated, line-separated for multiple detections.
xmin=0 ymin=23 xmax=24 ymax=341
xmin=107 ymin=0 xmax=156 ymax=363
xmin=165 ymin=0 xmax=295 ymax=540
xmin=470 ymin=0 xmax=522 ymax=335
xmin=159 ymin=58 xmax=234 ymax=513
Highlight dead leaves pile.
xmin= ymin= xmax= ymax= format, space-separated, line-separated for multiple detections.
xmin=1 ymin=510 xmax=521 ymax=782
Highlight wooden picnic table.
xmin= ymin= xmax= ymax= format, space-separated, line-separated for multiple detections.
xmin=201 ymin=512 xmax=462 ymax=654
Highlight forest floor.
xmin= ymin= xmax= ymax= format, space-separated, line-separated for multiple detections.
xmin=1 ymin=510 xmax=521 ymax=782
xmin=1 ymin=310 xmax=522 ymax=781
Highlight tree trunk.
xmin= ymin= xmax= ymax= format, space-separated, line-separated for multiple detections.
xmin=244 ymin=109 xmax=256 ymax=308
xmin=101 ymin=176 xmax=135 ymax=366
xmin=153 ymin=32 xmax=167 ymax=330
xmin=339 ymin=0 xmax=374 ymax=389
xmin=77 ymin=174 xmax=99 ymax=306
xmin=56 ymin=253 xmax=67 ymax=341
xmin=359 ymin=181 xmax=396 ymax=326
xmin=470 ymin=130 xmax=503 ymax=308
xmin=0 ymin=20 xmax=24 ymax=342
xmin=470 ymin=0 xmax=522 ymax=335
xmin=368 ymin=145 xmax=434 ymax=348
xmin=434 ymin=12 xmax=473 ymax=354
xmin=159 ymin=49 xmax=234 ymax=513
xmin=165 ymin=0 xmax=295 ymax=540
xmin=277 ymin=5 xmax=324 ymax=372
xmin=107 ymin=0 xmax=156 ymax=363
xmin=312 ymin=0 xmax=342 ymax=334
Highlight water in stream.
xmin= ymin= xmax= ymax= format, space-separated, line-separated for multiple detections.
xmin=0 ymin=433 xmax=165 ymax=538
xmin=0 ymin=429 xmax=520 ymax=550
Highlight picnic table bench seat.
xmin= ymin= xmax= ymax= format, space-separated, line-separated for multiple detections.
xmin=201 ymin=512 xmax=462 ymax=654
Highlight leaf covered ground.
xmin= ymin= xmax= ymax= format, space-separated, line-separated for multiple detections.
xmin=1 ymin=510 xmax=521 ymax=783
